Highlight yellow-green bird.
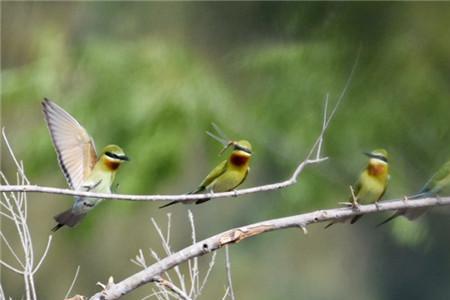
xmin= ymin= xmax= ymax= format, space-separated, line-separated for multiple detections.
xmin=160 ymin=139 xmax=252 ymax=208
xmin=326 ymin=149 xmax=390 ymax=228
xmin=378 ymin=159 xmax=450 ymax=226
xmin=42 ymin=98 xmax=129 ymax=231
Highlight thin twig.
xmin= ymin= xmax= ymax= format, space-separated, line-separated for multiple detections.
xmin=1 ymin=130 xmax=52 ymax=300
xmin=0 ymin=259 xmax=25 ymax=274
xmin=150 ymin=217 xmax=186 ymax=293
xmin=187 ymin=210 xmax=199 ymax=297
xmin=224 ymin=246 xmax=235 ymax=300
xmin=221 ymin=287 xmax=230 ymax=300
xmin=198 ymin=251 xmax=217 ymax=296
xmin=152 ymin=276 xmax=192 ymax=300
xmin=0 ymin=231 xmax=25 ymax=268
xmin=32 ymin=235 xmax=53 ymax=274
xmin=2 ymin=128 xmax=30 ymax=185
xmin=64 ymin=265 xmax=81 ymax=299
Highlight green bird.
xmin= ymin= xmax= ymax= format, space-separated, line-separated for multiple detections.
xmin=43 ymin=99 xmax=129 ymax=231
xmin=160 ymin=131 xmax=252 ymax=208
xmin=326 ymin=149 xmax=390 ymax=228
xmin=377 ymin=159 xmax=450 ymax=226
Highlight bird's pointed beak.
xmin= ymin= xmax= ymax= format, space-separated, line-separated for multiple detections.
xmin=219 ymin=141 xmax=234 ymax=156
xmin=121 ymin=155 xmax=130 ymax=161
xmin=363 ymin=152 xmax=373 ymax=158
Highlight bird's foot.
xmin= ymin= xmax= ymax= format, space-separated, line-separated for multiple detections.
xmin=374 ymin=201 xmax=381 ymax=209
xmin=349 ymin=185 xmax=359 ymax=208
xmin=351 ymin=200 xmax=361 ymax=210
xmin=232 ymin=189 xmax=238 ymax=197
xmin=338 ymin=201 xmax=360 ymax=210
xmin=402 ymin=196 xmax=409 ymax=204
xmin=83 ymin=179 xmax=102 ymax=192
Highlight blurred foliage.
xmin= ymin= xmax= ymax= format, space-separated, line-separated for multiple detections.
xmin=1 ymin=2 xmax=450 ymax=300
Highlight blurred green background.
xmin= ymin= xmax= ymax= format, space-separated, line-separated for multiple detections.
xmin=2 ymin=2 xmax=450 ymax=299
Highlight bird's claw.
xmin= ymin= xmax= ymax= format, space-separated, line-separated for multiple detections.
xmin=338 ymin=201 xmax=360 ymax=209
xmin=84 ymin=180 xmax=102 ymax=192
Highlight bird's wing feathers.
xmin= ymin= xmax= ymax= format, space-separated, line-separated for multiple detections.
xmin=419 ymin=161 xmax=450 ymax=194
xmin=42 ymin=99 xmax=97 ymax=190
xmin=377 ymin=177 xmax=389 ymax=201
xmin=234 ymin=168 xmax=249 ymax=189
xmin=199 ymin=160 xmax=228 ymax=189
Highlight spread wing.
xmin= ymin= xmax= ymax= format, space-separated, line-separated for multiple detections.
xmin=42 ymin=98 xmax=97 ymax=190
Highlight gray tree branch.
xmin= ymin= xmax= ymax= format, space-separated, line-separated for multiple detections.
xmin=89 ymin=195 xmax=449 ymax=299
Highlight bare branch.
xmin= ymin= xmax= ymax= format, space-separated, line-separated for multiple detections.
xmin=187 ymin=210 xmax=199 ymax=297
xmin=0 ymin=231 xmax=25 ymax=269
xmin=64 ymin=266 xmax=81 ymax=299
xmin=0 ymin=163 xmax=326 ymax=202
xmin=152 ymin=276 xmax=192 ymax=300
xmin=0 ymin=85 xmax=336 ymax=203
xmin=89 ymin=195 xmax=450 ymax=300
xmin=1 ymin=129 xmax=52 ymax=299
xmin=0 ymin=259 xmax=25 ymax=275
xmin=221 ymin=288 xmax=230 ymax=300
xmin=32 ymin=235 xmax=53 ymax=274
xmin=150 ymin=217 xmax=186 ymax=293
xmin=224 ymin=246 xmax=235 ymax=300
xmin=2 ymin=128 xmax=30 ymax=185
xmin=198 ymin=251 xmax=217 ymax=295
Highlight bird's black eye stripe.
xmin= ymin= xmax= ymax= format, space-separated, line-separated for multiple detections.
xmin=105 ymin=151 xmax=127 ymax=160
xmin=105 ymin=151 xmax=117 ymax=159
xmin=234 ymin=144 xmax=252 ymax=154
xmin=373 ymin=155 xmax=388 ymax=163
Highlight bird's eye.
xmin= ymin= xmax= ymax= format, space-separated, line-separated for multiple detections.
xmin=105 ymin=151 xmax=116 ymax=159
xmin=105 ymin=151 xmax=129 ymax=161
xmin=234 ymin=145 xmax=252 ymax=154
xmin=374 ymin=155 xmax=388 ymax=163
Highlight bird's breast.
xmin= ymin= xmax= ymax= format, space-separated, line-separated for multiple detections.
xmin=104 ymin=159 xmax=121 ymax=171
xmin=368 ymin=163 xmax=387 ymax=177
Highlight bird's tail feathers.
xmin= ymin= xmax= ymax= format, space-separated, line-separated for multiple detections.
xmin=376 ymin=211 xmax=403 ymax=227
xmin=403 ymin=208 xmax=428 ymax=221
xmin=190 ymin=186 xmax=211 ymax=204
xmin=195 ymin=198 xmax=211 ymax=205
xmin=324 ymin=221 xmax=336 ymax=229
xmin=407 ymin=192 xmax=430 ymax=200
xmin=188 ymin=186 xmax=205 ymax=195
xmin=159 ymin=201 xmax=179 ymax=209
xmin=324 ymin=217 xmax=348 ymax=229
xmin=159 ymin=187 xmax=206 ymax=209
xmin=350 ymin=214 xmax=363 ymax=224
xmin=51 ymin=209 xmax=86 ymax=231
